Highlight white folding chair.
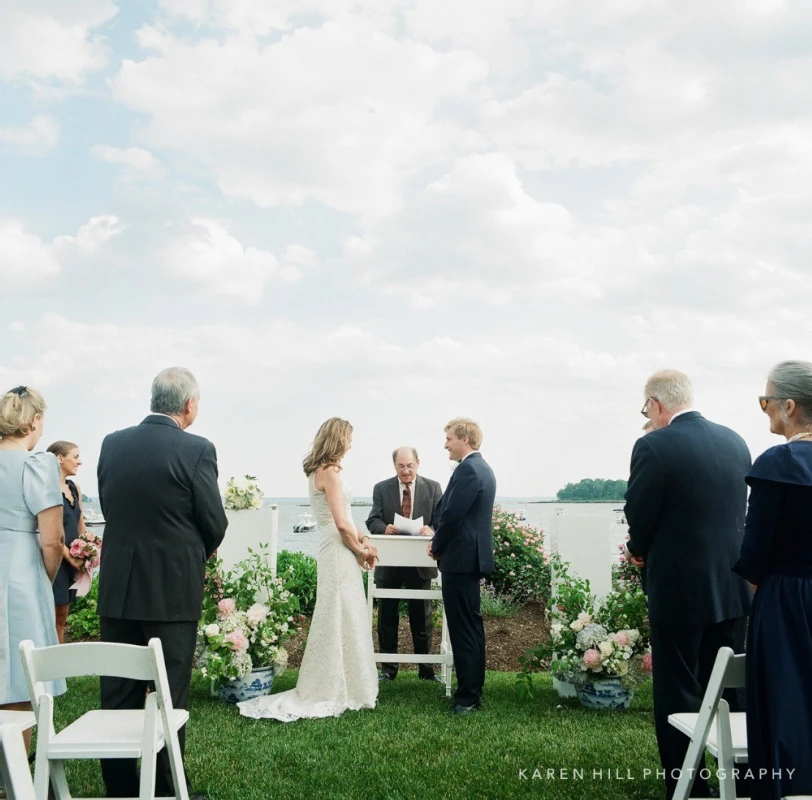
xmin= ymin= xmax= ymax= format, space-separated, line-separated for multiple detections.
xmin=19 ymin=638 xmax=189 ymax=800
xmin=669 ymin=646 xmax=748 ymax=800
xmin=0 ymin=723 xmax=36 ymax=800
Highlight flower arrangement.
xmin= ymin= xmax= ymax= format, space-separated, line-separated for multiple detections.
xmin=224 ymin=474 xmax=264 ymax=510
xmin=488 ymin=506 xmax=551 ymax=604
xmin=612 ymin=538 xmax=643 ymax=591
xmin=68 ymin=529 xmax=103 ymax=597
xmin=516 ymin=555 xmax=651 ymax=697
xmin=197 ymin=546 xmax=303 ymax=687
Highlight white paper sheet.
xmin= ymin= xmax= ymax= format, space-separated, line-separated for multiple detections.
xmin=393 ymin=513 xmax=424 ymax=535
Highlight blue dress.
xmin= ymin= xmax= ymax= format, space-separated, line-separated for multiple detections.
xmin=0 ymin=450 xmax=67 ymax=703
xmin=733 ymin=441 xmax=812 ymax=800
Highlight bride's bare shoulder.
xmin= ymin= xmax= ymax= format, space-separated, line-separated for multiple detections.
xmin=313 ymin=464 xmax=341 ymax=492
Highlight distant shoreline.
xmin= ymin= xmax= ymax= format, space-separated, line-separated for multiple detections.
xmin=530 ymin=499 xmax=625 ymax=504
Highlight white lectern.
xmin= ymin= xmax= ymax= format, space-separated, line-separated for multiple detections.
xmin=367 ymin=535 xmax=453 ymax=697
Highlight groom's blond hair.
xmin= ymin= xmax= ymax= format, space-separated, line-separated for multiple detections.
xmin=444 ymin=417 xmax=483 ymax=450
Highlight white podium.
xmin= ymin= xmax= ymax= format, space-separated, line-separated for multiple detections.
xmin=367 ymin=535 xmax=453 ymax=697
xmin=217 ymin=506 xmax=279 ymax=576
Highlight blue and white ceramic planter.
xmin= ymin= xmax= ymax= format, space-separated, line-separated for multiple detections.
xmin=216 ymin=667 xmax=274 ymax=704
xmin=576 ymin=677 xmax=634 ymax=710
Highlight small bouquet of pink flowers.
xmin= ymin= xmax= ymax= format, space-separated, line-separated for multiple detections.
xmin=68 ymin=530 xmax=102 ymax=597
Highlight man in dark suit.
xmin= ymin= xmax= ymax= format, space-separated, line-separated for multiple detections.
xmin=624 ymin=370 xmax=752 ymax=799
xmin=365 ymin=447 xmax=443 ymax=683
xmin=426 ymin=418 xmax=496 ymax=714
xmin=97 ymin=367 xmax=228 ymax=800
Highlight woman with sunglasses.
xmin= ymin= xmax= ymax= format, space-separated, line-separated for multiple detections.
xmin=0 ymin=386 xmax=66 ymax=753
xmin=734 ymin=360 xmax=812 ymax=800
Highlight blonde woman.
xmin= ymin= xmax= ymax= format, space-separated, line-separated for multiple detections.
xmin=0 ymin=386 xmax=66 ymax=753
xmin=46 ymin=440 xmax=88 ymax=643
xmin=238 ymin=417 xmax=379 ymax=721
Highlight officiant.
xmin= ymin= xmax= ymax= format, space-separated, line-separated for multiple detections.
xmin=366 ymin=447 xmax=443 ymax=683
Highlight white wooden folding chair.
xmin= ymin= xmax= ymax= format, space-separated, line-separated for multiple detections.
xmin=0 ymin=723 xmax=36 ymax=800
xmin=669 ymin=646 xmax=748 ymax=800
xmin=19 ymin=638 xmax=189 ymax=800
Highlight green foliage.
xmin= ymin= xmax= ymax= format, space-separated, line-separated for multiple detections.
xmin=556 ymin=478 xmax=628 ymax=501
xmin=488 ymin=506 xmax=551 ymax=604
xmin=277 ymin=549 xmax=318 ymax=616
xmin=66 ymin=575 xmax=101 ymax=640
xmin=480 ymin=584 xmax=521 ymax=618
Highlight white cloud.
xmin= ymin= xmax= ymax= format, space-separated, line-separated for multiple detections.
xmin=90 ymin=145 xmax=165 ymax=176
xmin=162 ymin=219 xmax=279 ymax=304
xmin=0 ymin=1 xmax=117 ymax=88
xmin=53 ymin=215 xmax=124 ymax=253
xmin=0 ymin=115 xmax=60 ymax=155
xmin=0 ymin=221 xmax=61 ymax=294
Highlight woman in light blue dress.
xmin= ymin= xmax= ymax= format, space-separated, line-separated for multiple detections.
xmin=0 ymin=386 xmax=66 ymax=752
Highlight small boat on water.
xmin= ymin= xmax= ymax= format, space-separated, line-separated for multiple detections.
xmin=83 ymin=509 xmax=105 ymax=526
xmin=293 ymin=512 xmax=317 ymax=532
xmin=515 ymin=509 xmax=527 ymax=521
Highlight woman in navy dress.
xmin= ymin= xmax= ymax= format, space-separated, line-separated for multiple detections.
xmin=47 ymin=440 xmax=87 ymax=643
xmin=0 ymin=386 xmax=66 ymax=753
xmin=734 ymin=360 xmax=812 ymax=800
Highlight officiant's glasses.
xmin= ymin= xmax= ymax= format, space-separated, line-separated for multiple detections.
xmin=641 ymin=398 xmax=654 ymax=418
xmin=759 ymin=395 xmax=787 ymax=412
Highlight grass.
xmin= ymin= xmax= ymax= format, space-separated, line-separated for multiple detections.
xmin=42 ymin=670 xmax=675 ymax=800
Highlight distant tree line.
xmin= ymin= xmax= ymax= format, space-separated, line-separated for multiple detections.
xmin=556 ymin=478 xmax=628 ymax=501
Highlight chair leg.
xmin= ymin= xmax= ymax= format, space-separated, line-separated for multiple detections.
xmin=164 ymin=733 xmax=189 ymax=800
xmin=49 ymin=761 xmax=71 ymax=800
xmin=33 ymin=751 xmax=50 ymax=800
xmin=672 ymin=728 xmax=711 ymax=800
xmin=716 ymin=702 xmax=738 ymax=800
xmin=139 ymin=746 xmax=157 ymax=800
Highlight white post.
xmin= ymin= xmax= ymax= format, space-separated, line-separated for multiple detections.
xmin=270 ymin=504 xmax=279 ymax=578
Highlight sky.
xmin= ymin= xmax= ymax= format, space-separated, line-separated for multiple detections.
xmin=1 ymin=0 xmax=811 ymax=498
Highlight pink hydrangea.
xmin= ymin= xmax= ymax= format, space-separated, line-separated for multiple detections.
xmin=614 ymin=631 xmax=631 ymax=647
xmin=642 ymin=653 xmax=653 ymax=673
xmin=217 ymin=598 xmax=236 ymax=619
xmin=583 ymin=649 xmax=602 ymax=669
xmin=225 ymin=630 xmax=248 ymax=652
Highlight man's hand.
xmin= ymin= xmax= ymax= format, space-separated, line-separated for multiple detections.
xmin=426 ymin=542 xmax=439 ymax=561
xmin=384 ymin=524 xmax=399 ymax=535
xmin=418 ymin=525 xmax=433 ymax=537
xmin=623 ymin=543 xmax=645 ymax=569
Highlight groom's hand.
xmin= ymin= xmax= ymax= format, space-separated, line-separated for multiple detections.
xmin=426 ymin=542 xmax=439 ymax=561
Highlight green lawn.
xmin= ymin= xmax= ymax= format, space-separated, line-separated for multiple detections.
xmin=49 ymin=671 xmax=671 ymax=800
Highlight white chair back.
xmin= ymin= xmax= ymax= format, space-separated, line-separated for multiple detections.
xmin=0 ymin=723 xmax=37 ymax=800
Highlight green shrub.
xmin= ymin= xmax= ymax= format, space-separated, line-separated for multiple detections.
xmin=277 ymin=550 xmax=318 ymax=616
xmin=487 ymin=506 xmax=551 ymax=604
xmin=66 ymin=575 xmax=101 ymax=640
xmin=480 ymin=584 xmax=520 ymax=618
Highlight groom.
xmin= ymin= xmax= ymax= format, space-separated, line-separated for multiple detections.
xmin=426 ymin=418 xmax=496 ymax=714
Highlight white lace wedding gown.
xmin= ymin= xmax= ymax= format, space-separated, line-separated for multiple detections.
xmin=237 ymin=473 xmax=378 ymax=721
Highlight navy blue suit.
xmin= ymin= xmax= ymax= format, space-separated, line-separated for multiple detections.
xmin=624 ymin=411 xmax=752 ymax=798
xmin=431 ymin=452 xmax=496 ymax=707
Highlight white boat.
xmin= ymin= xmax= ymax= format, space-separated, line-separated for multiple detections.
xmin=515 ymin=509 xmax=527 ymax=521
xmin=83 ymin=509 xmax=105 ymax=526
xmin=293 ymin=512 xmax=317 ymax=532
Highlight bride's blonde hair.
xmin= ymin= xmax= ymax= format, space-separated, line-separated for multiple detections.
xmin=302 ymin=417 xmax=353 ymax=476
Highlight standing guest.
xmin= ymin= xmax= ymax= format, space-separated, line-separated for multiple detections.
xmin=47 ymin=441 xmax=87 ymax=643
xmin=734 ymin=360 xmax=812 ymax=800
xmin=366 ymin=447 xmax=443 ymax=683
xmin=624 ymin=370 xmax=752 ymax=799
xmin=0 ymin=386 xmax=65 ymax=753
xmin=426 ymin=418 xmax=496 ymax=714
xmin=97 ymin=367 xmax=227 ymax=800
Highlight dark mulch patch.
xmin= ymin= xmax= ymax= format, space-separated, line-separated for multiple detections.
xmin=285 ymin=601 xmax=549 ymax=673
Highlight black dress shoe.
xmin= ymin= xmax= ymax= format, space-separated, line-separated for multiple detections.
xmin=378 ymin=672 xmax=396 ymax=682
xmin=450 ymin=704 xmax=479 ymax=715
xmin=419 ymin=674 xmax=443 ymax=683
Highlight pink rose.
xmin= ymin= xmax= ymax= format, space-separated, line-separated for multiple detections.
xmin=217 ymin=598 xmax=236 ymax=619
xmin=583 ymin=649 xmax=602 ymax=669
xmin=225 ymin=630 xmax=248 ymax=652
xmin=614 ymin=632 xmax=631 ymax=647
xmin=642 ymin=653 xmax=653 ymax=673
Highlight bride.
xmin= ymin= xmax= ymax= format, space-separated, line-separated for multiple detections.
xmin=238 ymin=418 xmax=379 ymax=721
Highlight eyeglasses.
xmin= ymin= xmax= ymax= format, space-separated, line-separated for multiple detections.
xmin=759 ymin=395 xmax=788 ymax=412
xmin=8 ymin=386 xmax=28 ymax=398
xmin=640 ymin=397 xmax=655 ymax=418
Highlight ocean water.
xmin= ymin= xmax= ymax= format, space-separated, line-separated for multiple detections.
xmin=84 ymin=497 xmax=629 ymax=562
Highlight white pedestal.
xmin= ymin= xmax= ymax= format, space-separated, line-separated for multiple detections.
xmin=367 ymin=535 xmax=453 ymax=698
xmin=218 ymin=507 xmax=279 ymax=576
xmin=550 ymin=515 xmax=613 ymax=601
